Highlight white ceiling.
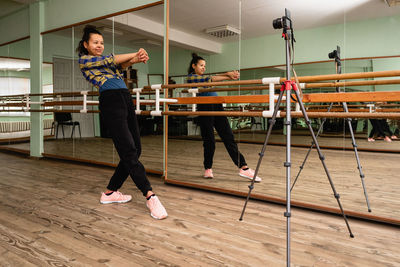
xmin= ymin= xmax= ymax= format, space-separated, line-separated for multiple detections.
xmin=3 ymin=0 xmax=400 ymax=53
xmin=135 ymin=0 xmax=400 ymax=42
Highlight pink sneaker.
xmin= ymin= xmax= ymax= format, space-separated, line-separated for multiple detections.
xmin=100 ymin=191 xmax=132 ymax=204
xmin=239 ymin=168 xmax=262 ymax=182
xmin=367 ymin=138 xmax=375 ymax=142
xmin=146 ymin=195 xmax=168 ymax=220
xmin=204 ymin=169 xmax=213 ymax=179
xmin=384 ymin=136 xmax=392 ymax=142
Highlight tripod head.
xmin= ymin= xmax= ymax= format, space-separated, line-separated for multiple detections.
xmin=273 ymin=8 xmax=295 ymax=41
xmin=273 ymin=8 xmax=296 ymax=85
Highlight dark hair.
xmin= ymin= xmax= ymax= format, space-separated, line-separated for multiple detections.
xmin=188 ymin=53 xmax=205 ymax=74
xmin=76 ymin=25 xmax=102 ymax=55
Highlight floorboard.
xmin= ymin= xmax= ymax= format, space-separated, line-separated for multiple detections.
xmin=0 ymin=152 xmax=399 ymax=266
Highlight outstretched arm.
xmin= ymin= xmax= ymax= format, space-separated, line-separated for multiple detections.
xmin=115 ymin=48 xmax=149 ymax=69
xmin=211 ymin=70 xmax=240 ymax=82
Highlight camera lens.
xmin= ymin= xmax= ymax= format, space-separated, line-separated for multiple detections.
xmin=273 ymin=18 xmax=283 ymax=29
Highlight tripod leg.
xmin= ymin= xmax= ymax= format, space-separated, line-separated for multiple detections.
xmin=239 ymin=88 xmax=286 ymax=221
xmin=342 ymin=102 xmax=371 ymax=212
xmin=293 ymin=88 xmax=354 ymax=238
xmin=291 ymin=102 xmax=335 ymax=191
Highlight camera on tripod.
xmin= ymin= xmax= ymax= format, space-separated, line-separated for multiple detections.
xmin=328 ymin=50 xmax=339 ymax=59
xmin=272 ymin=8 xmax=292 ymax=30
xmin=328 ymin=46 xmax=341 ymax=65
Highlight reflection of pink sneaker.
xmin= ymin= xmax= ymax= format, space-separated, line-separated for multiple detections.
xmin=146 ymin=195 xmax=168 ymax=220
xmin=239 ymin=168 xmax=262 ymax=182
xmin=391 ymin=135 xmax=398 ymax=140
xmin=204 ymin=169 xmax=213 ymax=179
xmin=100 ymin=191 xmax=132 ymax=204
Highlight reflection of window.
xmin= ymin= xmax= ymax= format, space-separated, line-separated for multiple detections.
xmin=0 ymin=57 xmax=53 ymax=116
xmin=0 ymin=57 xmax=53 ymax=96
xmin=122 ymin=67 xmax=138 ymax=89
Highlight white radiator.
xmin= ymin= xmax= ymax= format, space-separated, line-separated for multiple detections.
xmin=0 ymin=119 xmax=53 ymax=133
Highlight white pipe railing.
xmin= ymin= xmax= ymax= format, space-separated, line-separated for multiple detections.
xmin=133 ymin=85 xmax=178 ymax=116
xmin=23 ymin=94 xmax=44 ymax=112
xmin=80 ymin=91 xmax=99 ymax=113
xmin=188 ymin=88 xmax=198 ymax=112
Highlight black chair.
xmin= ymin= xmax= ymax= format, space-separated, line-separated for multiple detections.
xmin=53 ymin=112 xmax=81 ymax=139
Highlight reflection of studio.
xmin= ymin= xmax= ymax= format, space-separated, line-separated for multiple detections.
xmin=1 ymin=0 xmax=399 ymax=266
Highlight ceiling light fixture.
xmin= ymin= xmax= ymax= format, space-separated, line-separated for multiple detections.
xmin=205 ymin=25 xmax=241 ymax=38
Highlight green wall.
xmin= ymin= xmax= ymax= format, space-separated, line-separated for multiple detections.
xmin=207 ymin=14 xmax=400 ymax=73
xmin=3 ymin=5 xmax=400 ymax=94
xmin=0 ymin=38 xmax=30 ymax=58
xmin=0 ymin=8 xmax=29 ymax=45
xmin=43 ymin=0 xmax=161 ymax=33
xmin=373 ymin=57 xmax=400 ymax=91
xmin=0 ymin=0 xmax=162 ymax=45
xmin=41 ymin=31 xmax=152 ymax=87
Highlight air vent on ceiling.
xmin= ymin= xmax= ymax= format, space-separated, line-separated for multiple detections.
xmin=132 ymin=39 xmax=162 ymax=46
xmin=385 ymin=0 xmax=400 ymax=6
xmin=205 ymin=25 xmax=241 ymax=38
xmin=98 ymin=26 xmax=123 ymax=36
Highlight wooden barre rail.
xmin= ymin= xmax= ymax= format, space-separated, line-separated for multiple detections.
xmin=173 ymin=91 xmax=400 ymax=105
xmin=307 ymin=79 xmax=400 ymax=88
xmin=0 ymin=89 xmax=155 ymax=100
xmin=2 ymin=108 xmax=399 ymax=118
xmin=1 ymin=69 xmax=400 ymax=100
xmin=0 ymin=91 xmax=98 ymax=99
xmin=2 ymin=101 xmax=399 ymax=110
xmin=1 ymin=92 xmax=400 ymax=109
xmin=181 ymin=79 xmax=400 ymax=94
xmin=292 ymin=70 xmax=400 ymax=83
xmin=144 ymin=70 xmax=400 ymax=90
xmin=138 ymin=110 xmax=400 ymax=119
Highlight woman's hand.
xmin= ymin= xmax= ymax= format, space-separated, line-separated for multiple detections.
xmin=132 ymin=48 xmax=149 ymax=64
xmin=116 ymin=49 xmax=149 ymax=68
xmin=227 ymin=70 xmax=240 ymax=80
xmin=212 ymin=70 xmax=240 ymax=82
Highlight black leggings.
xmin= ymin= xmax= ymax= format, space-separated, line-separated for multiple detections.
xmin=99 ymin=89 xmax=152 ymax=196
xmin=369 ymin=119 xmax=393 ymax=138
xmin=197 ymin=103 xmax=247 ymax=169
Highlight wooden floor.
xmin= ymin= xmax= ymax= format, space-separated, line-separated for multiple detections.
xmin=1 ymin=136 xmax=164 ymax=173
xmin=167 ymin=137 xmax=400 ymax=224
xmin=210 ymin=131 xmax=400 ymax=152
xmin=3 ymin=134 xmax=400 ymax=225
xmin=0 ymin=151 xmax=399 ymax=266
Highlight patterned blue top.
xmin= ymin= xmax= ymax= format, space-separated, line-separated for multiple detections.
xmin=78 ymin=54 xmax=127 ymax=92
xmin=186 ymin=73 xmax=217 ymax=96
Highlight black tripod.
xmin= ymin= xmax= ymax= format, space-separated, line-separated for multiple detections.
xmin=291 ymin=46 xmax=371 ymax=212
xmin=239 ymin=9 xmax=353 ymax=267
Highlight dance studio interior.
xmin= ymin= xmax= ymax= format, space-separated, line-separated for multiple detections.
xmin=1 ymin=0 xmax=400 ymax=266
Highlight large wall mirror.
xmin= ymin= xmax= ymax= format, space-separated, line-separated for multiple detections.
xmin=1 ymin=0 xmax=399 ymax=226
xmin=1 ymin=39 xmax=34 ymax=152
xmin=167 ymin=0 xmax=243 ymax=192
xmin=1 ymin=2 xmax=165 ymax=175
xmin=164 ymin=0 xmax=400 ymax=225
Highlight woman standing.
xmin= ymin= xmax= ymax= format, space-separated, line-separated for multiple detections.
xmin=187 ymin=53 xmax=261 ymax=182
xmin=77 ymin=25 xmax=167 ymax=220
